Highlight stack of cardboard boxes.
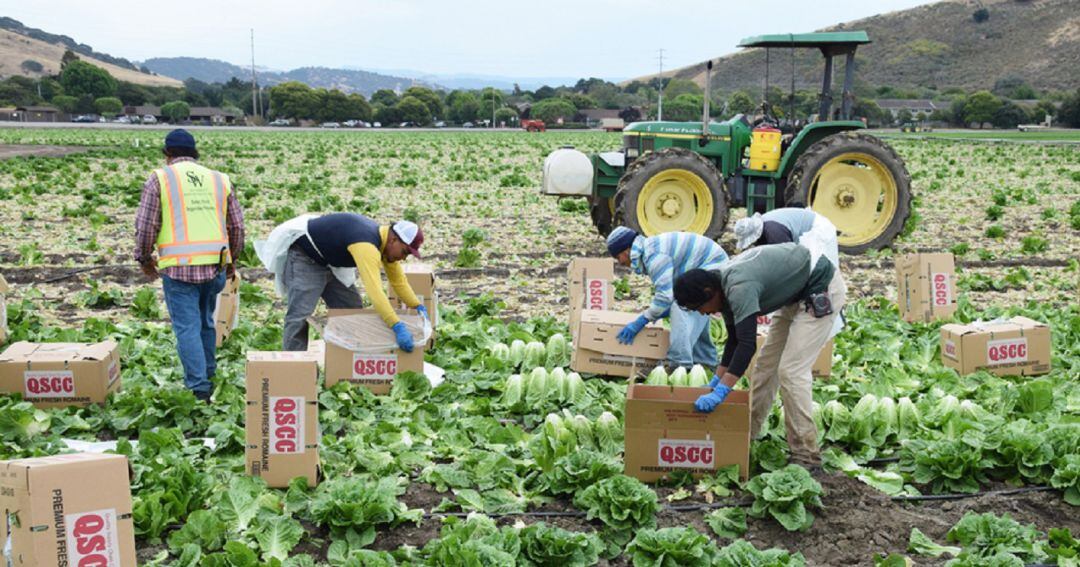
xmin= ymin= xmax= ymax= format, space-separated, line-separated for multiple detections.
xmin=0 ymin=452 xmax=137 ymax=565
xmin=567 ymin=258 xmax=614 ymax=336
xmin=245 ymin=351 xmax=320 ymax=488
xmin=0 ymin=341 xmax=121 ymax=408
xmin=388 ymin=263 xmax=438 ymax=348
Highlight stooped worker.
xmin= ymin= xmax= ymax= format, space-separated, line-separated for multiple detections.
xmin=134 ymin=129 xmax=245 ymax=402
xmin=257 ymin=212 xmax=427 ymax=352
xmin=672 ymin=242 xmax=846 ymax=466
xmin=605 ymin=227 xmax=728 ymax=369
xmin=733 ymin=207 xmax=839 ymax=269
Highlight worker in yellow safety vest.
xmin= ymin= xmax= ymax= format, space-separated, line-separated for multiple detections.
xmin=134 ymin=129 xmax=245 ymax=401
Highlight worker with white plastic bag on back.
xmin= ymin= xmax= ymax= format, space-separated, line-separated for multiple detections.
xmin=672 ymin=242 xmax=846 ymax=468
xmin=605 ymin=227 xmax=729 ymax=370
xmin=256 ymin=213 xmax=428 ymax=351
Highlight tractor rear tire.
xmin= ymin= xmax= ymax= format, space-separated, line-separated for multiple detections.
xmin=589 ymin=197 xmax=614 ymax=236
xmin=784 ymin=131 xmax=912 ymax=255
xmin=614 ymin=148 xmax=728 ymax=239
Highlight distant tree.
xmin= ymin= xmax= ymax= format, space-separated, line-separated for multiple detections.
xmin=116 ymin=81 xmax=152 ymax=105
xmin=161 ymin=100 xmax=190 ymax=122
xmin=1057 ymin=89 xmax=1080 ymax=128
xmin=317 ymin=89 xmax=354 ymax=122
xmin=370 ymin=89 xmax=399 ymax=107
xmin=512 ymin=83 xmax=522 ymax=96
xmin=449 ymin=92 xmax=480 ymax=123
xmin=374 ymin=103 xmax=401 ymax=125
xmin=533 ymin=86 xmax=556 ymax=100
xmin=348 ymin=93 xmax=373 ymax=122
xmin=991 ymin=100 xmax=1029 ymax=128
xmin=559 ymin=93 xmax=597 ymax=111
xmin=0 ymin=76 xmax=42 ymax=106
xmin=396 ymin=96 xmax=432 ymax=125
xmin=38 ymin=78 xmax=62 ymax=101
xmin=727 ymin=91 xmax=756 ymax=116
xmin=915 ymin=111 xmax=927 ymax=122
xmin=948 ymin=95 xmax=969 ymax=126
xmin=1032 ymin=100 xmax=1056 ymax=124
xmin=478 ymin=87 xmax=503 ymax=107
xmin=60 ymin=60 xmax=117 ymax=99
xmin=60 ymin=49 xmax=80 ymax=69
xmin=619 ymin=107 xmax=642 ymax=123
xmin=51 ymin=95 xmax=79 ymax=113
xmin=662 ymin=94 xmax=702 ymax=121
xmin=20 ymin=60 xmax=43 ymax=74
xmin=895 ymin=108 xmax=913 ymax=125
xmin=852 ymin=99 xmax=886 ymax=127
xmin=404 ymin=86 xmax=443 ymax=119
xmin=973 ymin=8 xmax=989 ymax=23
xmin=992 ymin=76 xmax=1036 ymax=100
xmin=269 ymin=81 xmax=319 ymax=119
xmin=494 ymin=106 xmax=517 ymax=125
xmin=531 ymin=98 xmax=576 ymax=123
xmin=964 ymin=91 xmax=1002 ymax=128
xmin=93 ymin=96 xmax=123 ymax=118
xmin=663 ymin=78 xmax=702 ymax=99
xmin=139 ymin=65 xmax=151 ymax=74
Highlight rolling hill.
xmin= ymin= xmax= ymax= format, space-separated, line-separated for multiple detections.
xmin=142 ymin=57 xmax=437 ymax=96
xmin=0 ymin=18 xmax=181 ymax=88
xmin=630 ymin=0 xmax=1080 ymax=94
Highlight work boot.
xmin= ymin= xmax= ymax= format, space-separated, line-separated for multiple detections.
xmin=194 ymin=390 xmax=212 ymax=403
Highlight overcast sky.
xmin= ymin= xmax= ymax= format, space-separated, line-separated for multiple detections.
xmin=6 ymin=0 xmax=935 ymax=79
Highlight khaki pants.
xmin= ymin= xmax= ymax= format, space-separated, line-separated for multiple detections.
xmin=749 ymin=271 xmax=846 ymax=461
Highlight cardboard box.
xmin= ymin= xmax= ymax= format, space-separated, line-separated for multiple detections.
xmin=568 ymin=258 xmax=615 ymax=336
xmin=245 ymin=351 xmax=320 ymax=488
xmin=0 ymin=452 xmax=136 ymax=566
xmin=746 ymin=332 xmax=833 ymax=378
xmin=624 ymin=383 xmax=750 ymax=482
xmin=322 ymin=309 xmax=426 ymax=394
xmin=0 ymin=274 xmax=9 ymax=344
xmin=388 ymin=263 xmax=438 ymax=347
xmin=940 ymin=316 xmax=1051 ymax=376
xmin=896 ymin=253 xmax=957 ymax=323
xmin=0 ymin=341 xmax=120 ymax=408
xmin=214 ymin=274 xmax=241 ymax=347
xmin=570 ymin=310 xmax=669 ymax=377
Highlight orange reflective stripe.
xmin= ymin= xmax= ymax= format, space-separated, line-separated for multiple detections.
xmin=169 ymin=165 xmax=192 ymax=244
xmin=159 ymin=167 xmax=182 ymax=243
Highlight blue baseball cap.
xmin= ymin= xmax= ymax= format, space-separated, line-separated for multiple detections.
xmin=164 ymin=129 xmax=196 ymax=150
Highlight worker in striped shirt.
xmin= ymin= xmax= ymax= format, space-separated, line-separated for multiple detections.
xmin=606 ymin=227 xmax=729 ymax=369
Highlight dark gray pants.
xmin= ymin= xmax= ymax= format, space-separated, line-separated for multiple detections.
xmin=282 ymin=245 xmax=363 ymax=351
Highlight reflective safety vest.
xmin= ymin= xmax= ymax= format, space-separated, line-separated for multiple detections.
xmin=154 ymin=161 xmax=231 ymax=268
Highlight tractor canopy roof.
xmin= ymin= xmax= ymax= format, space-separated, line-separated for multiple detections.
xmin=738 ymin=31 xmax=870 ymax=55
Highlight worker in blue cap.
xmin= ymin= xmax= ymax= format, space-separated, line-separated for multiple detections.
xmin=605 ymin=226 xmax=728 ymax=370
xmin=134 ymin=129 xmax=245 ymax=401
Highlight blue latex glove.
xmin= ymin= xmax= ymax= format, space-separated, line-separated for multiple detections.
xmin=708 ymin=374 xmax=721 ymax=388
xmin=392 ymin=321 xmax=415 ymax=352
xmin=416 ymin=304 xmax=429 ymax=321
xmin=617 ymin=315 xmax=649 ymax=345
xmin=694 ymin=383 xmax=732 ymax=413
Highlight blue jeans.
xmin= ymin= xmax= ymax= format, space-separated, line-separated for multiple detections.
xmin=667 ymin=304 xmax=718 ymax=369
xmin=161 ymin=272 xmax=226 ymax=395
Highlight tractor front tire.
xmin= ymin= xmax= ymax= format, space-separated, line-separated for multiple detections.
xmin=614 ymin=148 xmax=728 ymax=239
xmin=785 ymin=131 xmax=912 ymax=254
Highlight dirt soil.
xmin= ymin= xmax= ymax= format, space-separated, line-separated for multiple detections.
xmin=0 ymin=143 xmax=91 ymax=159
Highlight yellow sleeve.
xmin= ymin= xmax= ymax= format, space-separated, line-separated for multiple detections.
xmin=385 ymin=260 xmax=422 ymax=309
xmin=347 ymin=242 xmax=399 ymax=327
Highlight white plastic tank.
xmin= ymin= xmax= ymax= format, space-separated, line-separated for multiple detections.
xmin=541 ymin=148 xmax=594 ymax=196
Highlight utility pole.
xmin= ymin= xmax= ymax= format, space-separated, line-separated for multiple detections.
xmin=492 ymin=93 xmax=496 ymax=128
xmin=250 ymin=29 xmax=260 ymax=120
xmin=656 ymin=48 xmax=665 ymax=121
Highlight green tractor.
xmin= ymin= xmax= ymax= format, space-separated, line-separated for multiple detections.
xmin=541 ymin=31 xmax=912 ymax=254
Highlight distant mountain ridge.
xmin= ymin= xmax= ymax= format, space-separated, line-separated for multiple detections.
xmin=142 ymin=57 xmax=438 ymax=95
xmin=630 ymin=0 xmax=1080 ymax=94
xmin=0 ymin=16 xmax=140 ymax=71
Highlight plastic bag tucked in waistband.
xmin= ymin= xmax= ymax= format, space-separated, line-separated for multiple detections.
xmin=323 ymin=311 xmax=432 ymax=353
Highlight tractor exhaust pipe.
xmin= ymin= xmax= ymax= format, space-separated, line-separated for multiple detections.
xmin=702 ymin=60 xmax=713 ymax=138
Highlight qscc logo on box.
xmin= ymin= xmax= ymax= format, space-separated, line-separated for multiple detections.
xmin=657 ymin=439 xmax=715 ymax=469
xmin=23 ymin=370 xmax=75 ymax=398
xmin=66 ymin=508 xmax=121 ymax=567
xmin=586 ymin=279 xmax=608 ymax=310
xmin=352 ymin=354 xmax=397 ymax=380
xmin=932 ymin=273 xmax=951 ymax=307
xmin=943 ymin=339 xmax=958 ymax=360
xmin=987 ymin=338 xmax=1027 ymax=365
xmin=270 ymin=396 xmax=305 ymax=454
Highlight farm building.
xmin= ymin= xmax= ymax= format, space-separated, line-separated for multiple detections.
xmin=875 ymin=99 xmax=938 ymax=118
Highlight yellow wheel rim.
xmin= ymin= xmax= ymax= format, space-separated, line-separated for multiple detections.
xmin=635 ymin=169 xmax=714 ymax=235
xmin=809 ymin=152 xmax=898 ymax=247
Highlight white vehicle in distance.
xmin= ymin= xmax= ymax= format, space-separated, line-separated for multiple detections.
xmin=142 ymin=115 xmax=158 ymax=124
xmin=321 ymin=122 xmax=341 ymax=128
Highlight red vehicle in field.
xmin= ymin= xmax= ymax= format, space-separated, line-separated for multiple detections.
xmin=522 ymin=119 xmax=546 ymax=132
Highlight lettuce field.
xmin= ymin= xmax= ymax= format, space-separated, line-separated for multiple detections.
xmin=0 ymin=127 xmax=1077 ymax=566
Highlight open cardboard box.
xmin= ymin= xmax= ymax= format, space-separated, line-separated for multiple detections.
xmin=315 ymin=308 xmax=426 ymax=395
xmin=567 ymin=258 xmax=615 ymax=337
xmin=0 ymin=341 xmax=121 ymax=408
xmin=570 ymin=309 xmax=668 ymax=377
xmin=624 ymin=382 xmax=750 ymax=482
xmin=0 ymin=452 xmax=136 ymax=565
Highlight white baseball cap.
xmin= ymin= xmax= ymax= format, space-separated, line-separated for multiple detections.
xmin=392 ymin=220 xmax=424 ymax=258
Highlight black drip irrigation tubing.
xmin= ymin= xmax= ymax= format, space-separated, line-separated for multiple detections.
xmin=890 ymin=485 xmax=1054 ymax=503
xmin=421 ymin=499 xmax=754 ymax=520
